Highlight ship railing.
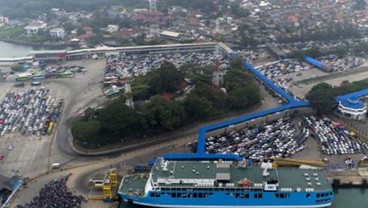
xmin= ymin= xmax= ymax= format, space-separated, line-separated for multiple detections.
xmin=154 ymin=185 xmax=265 ymax=192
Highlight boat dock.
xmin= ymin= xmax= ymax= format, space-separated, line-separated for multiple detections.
xmin=328 ymin=169 xmax=368 ymax=187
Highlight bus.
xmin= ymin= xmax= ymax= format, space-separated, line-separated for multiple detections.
xmin=59 ymin=71 xmax=75 ymax=78
xmin=16 ymin=72 xmax=32 ymax=81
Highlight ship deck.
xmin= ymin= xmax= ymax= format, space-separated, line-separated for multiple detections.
xmin=119 ymin=160 xmax=332 ymax=196
xmin=119 ymin=174 xmax=148 ymax=197
xmin=151 ymin=160 xmax=331 ymax=191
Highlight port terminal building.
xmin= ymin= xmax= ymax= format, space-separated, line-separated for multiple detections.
xmin=336 ymin=89 xmax=368 ymax=120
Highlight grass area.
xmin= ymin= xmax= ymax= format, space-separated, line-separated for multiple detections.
xmin=0 ymin=26 xmax=24 ymax=38
xmin=295 ymin=66 xmax=368 ymax=85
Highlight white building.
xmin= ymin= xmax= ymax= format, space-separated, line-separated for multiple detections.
xmin=50 ymin=28 xmax=66 ymax=39
xmin=336 ymin=91 xmax=368 ymax=120
xmin=106 ymin=25 xmax=119 ymax=33
xmin=24 ymin=21 xmax=47 ymax=36
xmin=0 ymin=17 xmax=9 ymax=27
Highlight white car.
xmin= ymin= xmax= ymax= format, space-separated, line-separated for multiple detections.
xmin=7 ymin=144 xmax=13 ymax=150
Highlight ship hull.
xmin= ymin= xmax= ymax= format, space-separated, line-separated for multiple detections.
xmin=133 ymin=201 xmax=331 ymax=208
xmin=120 ymin=191 xmax=333 ymax=208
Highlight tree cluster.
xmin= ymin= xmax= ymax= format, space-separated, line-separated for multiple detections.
xmin=306 ymin=79 xmax=368 ymax=113
xmin=72 ymin=61 xmax=261 ymax=149
xmin=278 ymin=22 xmax=361 ymax=43
xmin=288 ymin=46 xmax=349 ymax=59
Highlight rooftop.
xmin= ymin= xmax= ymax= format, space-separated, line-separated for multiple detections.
xmin=336 ymin=89 xmax=368 ymax=109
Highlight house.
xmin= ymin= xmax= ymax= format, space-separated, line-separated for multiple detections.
xmin=24 ymin=21 xmax=47 ymax=36
xmin=160 ymin=30 xmax=181 ymax=40
xmin=82 ymin=26 xmax=93 ymax=34
xmin=49 ymin=28 xmax=66 ymax=39
xmin=0 ymin=17 xmax=9 ymax=27
xmin=106 ymin=24 xmax=119 ymax=33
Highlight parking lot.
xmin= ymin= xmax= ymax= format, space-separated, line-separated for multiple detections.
xmin=304 ymin=115 xmax=368 ymax=155
xmin=194 ymin=117 xmax=309 ymax=161
xmin=0 ymin=84 xmax=66 ymax=178
xmin=188 ymin=114 xmax=368 ymax=164
xmin=0 ymin=89 xmax=63 ymax=137
xmin=0 ymin=59 xmax=107 ymax=179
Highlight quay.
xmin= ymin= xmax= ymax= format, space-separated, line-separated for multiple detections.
xmin=328 ymin=169 xmax=368 ymax=187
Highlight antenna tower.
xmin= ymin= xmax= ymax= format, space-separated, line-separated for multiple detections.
xmin=124 ymin=79 xmax=134 ymax=108
xmin=149 ymin=0 xmax=160 ymax=37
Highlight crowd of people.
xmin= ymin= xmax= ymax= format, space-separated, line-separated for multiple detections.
xmin=16 ymin=175 xmax=85 ymax=208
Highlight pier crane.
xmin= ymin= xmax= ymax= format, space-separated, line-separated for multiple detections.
xmin=88 ymin=168 xmax=119 ymax=201
xmin=271 ymin=158 xmax=326 ymax=168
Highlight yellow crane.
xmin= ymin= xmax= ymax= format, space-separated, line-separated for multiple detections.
xmin=271 ymin=158 xmax=325 ymax=168
xmin=89 ymin=168 xmax=119 ymax=201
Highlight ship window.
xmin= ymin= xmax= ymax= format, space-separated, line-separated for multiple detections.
xmin=285 ymin=194 xmax=289 ymax=199
xmin=254 ymin=193 xmax=262 ymax=199
xmin=306 ymin=193 xmax=311 ymax=198
xmin=321 ymin=193 xmax=325 ymax=197
xmin=199 ymin=193 xmax=203 ymax=198
xmin=193 ymin=193 xmax=197 ymax=198
xmin=172 ymin=193 xmax=176 ymax=198
xmin=235 ymin=193 xmax=240 ymax=198
xmin=177 ymin=193 xmax=181 ymax=198
xmin=155 ymin=193 xmax=160 ymax=197
xmin=275 ymin=193 xmax=279 ymax=198
xmin=150 ymin=192 xmax=155 ymax=197
xmin=244 ymin=193 xmax=249 ymax=198
xmin=317 ymin=193 xmax=320 ymax=198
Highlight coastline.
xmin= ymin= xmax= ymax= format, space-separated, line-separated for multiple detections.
xmin=0 ymin=38 xmax=79 ymax=48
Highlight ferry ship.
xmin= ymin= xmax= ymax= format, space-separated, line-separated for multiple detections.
xmin=118 ymin=156 xmax=334 ymax=208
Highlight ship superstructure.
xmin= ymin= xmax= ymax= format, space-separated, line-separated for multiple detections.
xmin=119 ymin=157 xmax=333 ymax=208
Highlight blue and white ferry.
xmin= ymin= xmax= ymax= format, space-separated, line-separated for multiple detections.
xmin=119 ymin=157 xmax=333 ymax=208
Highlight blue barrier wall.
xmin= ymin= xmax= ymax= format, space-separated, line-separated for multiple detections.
xmin=164 ymin=51 xmax=368 ymax=162
xmin=304 ymin=56 xmax=332 ymax=72
xmin=164 ymin=52 xmax=311 ymax=161
xmin=304 ymin=56 xmax=323 ymax=68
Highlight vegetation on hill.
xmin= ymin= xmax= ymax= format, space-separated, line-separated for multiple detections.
xmin=72 ymin=60 xmax=261 ymax=149
xmin=0 ymin=0 xmax=145 ymax=18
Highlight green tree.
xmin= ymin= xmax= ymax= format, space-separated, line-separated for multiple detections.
xmin=355 ymin=0 xmax=366 ymax=10
xmin=191 ymin=81 xmax=226 ymax=111
xmin=306 ymin=83 xmax=336 ymax=113
xmin=99 ymin=100 xmax=144 ymax=139
xmin=143 ymin=96 xmax=186 ymax=130
xmin=71 ymin=120 xmax=101 ymax=147
xmin=183 ymin=94 xmax=213 ymax=119
xmin=11 ymin=65 xmax=23 ymax=72
xmin=62 ymin=21 xmax=75 ymax=32
xmin=149 ymin=62 xmax=184 ymax=94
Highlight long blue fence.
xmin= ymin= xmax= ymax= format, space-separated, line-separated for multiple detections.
xmin=164 ymin=52 xmax=310 ymax=161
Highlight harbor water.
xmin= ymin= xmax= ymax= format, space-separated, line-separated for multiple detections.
xmin=0 ymin=41 xmax=35 ymax=58
xmin=120 ymin=188 xmax=368 ymax=208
